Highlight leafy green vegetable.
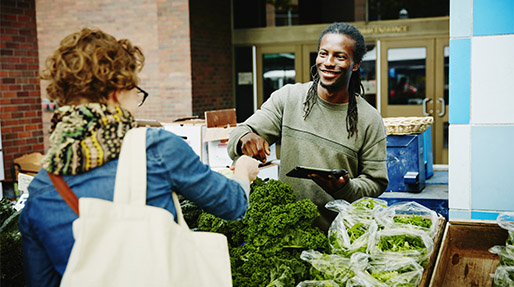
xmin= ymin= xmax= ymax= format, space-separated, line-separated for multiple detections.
xmin=198 ymin=178 xmax=328 ymax=286
xmin=368 ymin=260 xmax=423 ymax=286
xmin=352 ymin=198 xmax=387 ymax=210
xmin=328 ymin=232 xmax=367 ymax=257
xmin=1 ymin=198 xmax=25 ymax=287
xmin=305 ymin=253 xmax=354 ymax=285
xmin=346 ymin=222 xmax=367 ymax=243
xmin=177 ymin=194 xmax=203 ymax=229
xmin=507 ymin=231 xmax=513 ymax=246
xmin=377 ymin=234 xmax=426 ymax=252
xmin=393 ymin=215 xmax=432 ymax=229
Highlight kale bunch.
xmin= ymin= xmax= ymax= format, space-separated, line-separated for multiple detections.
xmin=198 ymin=178 xmax=328 ymax=287
xmin=176 ymin=193 xmax=204 ymax=229
xmin=1 ymin=198 xmax=25 ymax=287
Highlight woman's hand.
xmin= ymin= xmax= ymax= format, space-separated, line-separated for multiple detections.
xmin=233 ymin=155 xmax=260 ymax=183
xmin=309 ymin=173 xmax=350 ymax=194
xmin=239 ymin=133 xmax=270 ymax=163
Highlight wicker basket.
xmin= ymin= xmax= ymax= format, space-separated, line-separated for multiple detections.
xmin=383 ymin=116 xmax=434 ymax=135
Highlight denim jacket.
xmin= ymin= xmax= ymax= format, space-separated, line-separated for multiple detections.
xmin=19 ymin=128 xmax=249 ymax=287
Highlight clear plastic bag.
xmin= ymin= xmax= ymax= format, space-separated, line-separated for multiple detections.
xmin=490 ymin=245 xmax=514 ymax=267
xmin=498 ymin=212 xmax=514 ymax=232
xmin=497 ymin=212 xmax=514 ymax=248
xmin=366 ymin=255 xmax=424 ymax=286
xmin=489 ymin=212 xmax=514 ymax=286
xmin=296 ymin=280 xmax=341 ymax=287
xmin=344 ymin=271 xmax=389 ymax=287
xmin=300 ymin=250 xmax=355 ymax=285
xmin=326 ymin=198 xmax=388 ymax=223
xmin=326 ymin=200 xmax=379 ymax=257
xmin=491 ymin=266 xmax=514 ymax=287
xmin=374 ymin=201 xmax=440 ymax=237
xmin=341 ymin=253 xmax=389 ymax=287
xmin=368 ymin=227 xmax=434 ymax=266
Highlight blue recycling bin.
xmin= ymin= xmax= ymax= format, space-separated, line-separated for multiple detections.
xmin=386 ymin=133 xmax=426 ymax=192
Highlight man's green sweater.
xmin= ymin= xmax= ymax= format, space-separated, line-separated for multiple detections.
xmin=228 ymin=82 xmax=388 ymax=231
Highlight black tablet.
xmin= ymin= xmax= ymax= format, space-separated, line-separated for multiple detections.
xmin=286 ymin=166 xmax=348 ymax=179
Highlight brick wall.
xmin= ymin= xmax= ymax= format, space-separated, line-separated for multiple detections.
xmin=0 ymin=0 xmax=44 ymax=182
xmin=190 ymin=0 xmax=234 ymax=117
xmin=155 ymin=0 xmax=193 ymax=121
xmin=36 ymin=0 xmax=193 ymax=130
xmin=3 ymin=0 xmax=235 ymax=168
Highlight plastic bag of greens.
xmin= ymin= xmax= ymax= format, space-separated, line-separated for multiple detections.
xmin=327 ymin=198 xmax=387 ymax=222
xmin=368 ymin=227 xmax=434 ymax=267
xmin=498 ymin=212 xmax=514 ymax=246
xmin=300 ymin=250 xmax=355 ymax=285
xmin=326 ymin=200 xmax=379 ymax=257
xmin=374 ymin=201 xmax=440 ymax=237
xmin=491 ymin=266 xmax=514 ymax=287
xmin=296 ymin=280 xmax=340 ymax=287
xmin=498 ymin=212 xmax=514 ymax=232
xmin=345 ymin=271 xmax=389 ymax=287
xmin=366 ymin=254 xmax=424 ymax=286
xmin=490 ymin=245 xmax=514 ymax=266
xmin=350 ymin=197 xmax=388 ymax=210
xmin=343 ymin=253 xmax=389 ymax=287
xmin=489 ymin=212 xmax=514 ymax=286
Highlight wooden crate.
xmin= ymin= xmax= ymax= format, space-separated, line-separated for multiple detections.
xmin=429 ymin=220 xmax=509 ymax=287
xmin=418 ymin=216 xmax=446 ymax=287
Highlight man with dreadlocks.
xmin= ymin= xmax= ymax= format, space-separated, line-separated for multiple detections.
xmin=228 ymin=22 xmax=388 ymax=232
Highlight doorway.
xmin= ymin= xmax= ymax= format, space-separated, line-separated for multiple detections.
xmin=380 ymin=37 xmax=449 ymax=164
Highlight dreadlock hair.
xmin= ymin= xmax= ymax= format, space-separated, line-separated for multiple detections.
xmin=303 ymin=22 xmax=367 ymax=139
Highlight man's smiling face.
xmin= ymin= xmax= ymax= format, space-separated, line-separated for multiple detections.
xmin=316 ymin=33 xmax=360 ymax=98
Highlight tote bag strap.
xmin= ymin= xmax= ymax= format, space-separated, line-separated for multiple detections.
xmin=172 ymin=192 xmax=189 ymax=228
xmin=113 ymin=127 xmax=148 ymax=206
xmin=113 ymin=127 xmax=189 ymax=226
xmin=48 ymin=173 xmax=79 ymax=216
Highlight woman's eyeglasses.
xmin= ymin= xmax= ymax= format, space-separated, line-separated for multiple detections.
xmin=136 ymin=86 xmax=149 ymax=107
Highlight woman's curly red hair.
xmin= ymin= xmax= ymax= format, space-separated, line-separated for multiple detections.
xmin=42 ymin=28 xmax=145 ymax=106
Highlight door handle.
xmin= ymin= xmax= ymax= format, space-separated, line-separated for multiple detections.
xmin=438 ymin=97 xmax=446 ymax=117
xmin=422 ymin=98 xmax=432 ymax=116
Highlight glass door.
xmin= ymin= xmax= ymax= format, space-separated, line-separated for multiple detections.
xmin=256 ymin=45 xmax=301 ymax=108
xmin=380 ymin=38 xmax=448 ymax=164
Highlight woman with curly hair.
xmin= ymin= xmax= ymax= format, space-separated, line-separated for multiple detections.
xmin=19 ymin=28 xmax=259 ymax=286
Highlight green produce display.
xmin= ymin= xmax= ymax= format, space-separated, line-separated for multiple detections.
xmin=176 ymin=193 xmax=203 ymax=229
xmin=352 ymin=198 xmax=387 ymax=210
xmin=490 ymin=212 xmax=514 ymax=287
xmin=197 ymin=179 xmax=328 ymax=287
xmin=183 ymin=181 xmax=442 ymax=286
xmin=393 ymin=215 xmax=433 ymax=229
xmin=298 ymin=199 xmax=438 ymax=286
xmin=1 ymin=198 xmax=24 ymax=287
xmin=377 ymin=234 xmax=426 ymax=252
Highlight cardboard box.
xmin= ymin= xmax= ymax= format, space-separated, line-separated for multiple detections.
xmin=429 ymin=220 xmax=509 ymax=287
xmin=418 ymin=216 xmax=446 ymax=287
xmin=13 ymin=152 xmax=43 ymax=176
xmin=204 ymin=129 xmax=277 ymax=168
xmin=163 ymin=119 xmax=208 ymax=164
xmin=164 ymin=109 xmax=278 ymax=169
xmin=204 ymin=109 xmax=277 ymax=168
xmin=204 ymin=125 xmax=237 ymax=168
xmin=17 ymin=173 xmax=34 ymax=195
xmin=211 ymin=161 xmax=279 ymax=181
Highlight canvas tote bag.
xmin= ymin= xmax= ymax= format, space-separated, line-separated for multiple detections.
xmin=53 ymin=128 xmax=233 ymax=286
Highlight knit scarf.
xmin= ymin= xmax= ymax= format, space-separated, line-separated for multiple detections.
xmin=43 ymin=103 xmax=136 ymax=175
